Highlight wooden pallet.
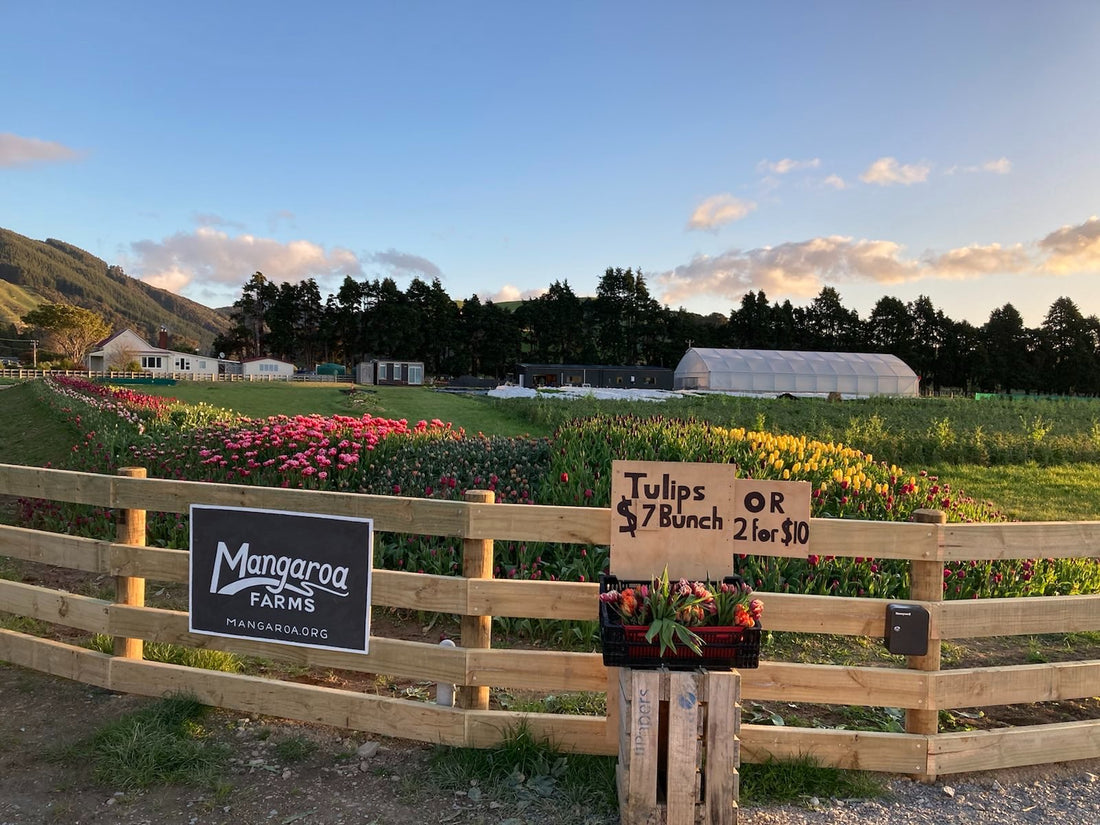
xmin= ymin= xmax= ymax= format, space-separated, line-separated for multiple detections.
xmin=617 ymin=668 xmax=740 ymax=825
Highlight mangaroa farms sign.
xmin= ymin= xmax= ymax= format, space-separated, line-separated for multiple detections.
xmin=189 ymin=505 xmax=373 ymax=653
xmin=610 ymin=460 xmax=810 ymax=579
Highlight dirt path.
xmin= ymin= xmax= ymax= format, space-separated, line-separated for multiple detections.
xmin=0 ymin=662 xmax=612 ymax=825
xmin=6 ymin=661 xmax=1100 ymax=825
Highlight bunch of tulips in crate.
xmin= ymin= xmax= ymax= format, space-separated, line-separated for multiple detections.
xmin=598 ymin=568 xmax=764 ymax=668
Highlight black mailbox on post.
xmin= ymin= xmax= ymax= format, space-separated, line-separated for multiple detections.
xmin=884 ymin=603 xmax=929 ymax=656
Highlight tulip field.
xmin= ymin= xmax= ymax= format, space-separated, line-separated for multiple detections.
xmin=14 ymin=376 xmax=1100 ymax=614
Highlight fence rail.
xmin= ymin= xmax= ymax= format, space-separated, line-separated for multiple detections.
xmin=2 ymin=463 xmax=1100 ymax=778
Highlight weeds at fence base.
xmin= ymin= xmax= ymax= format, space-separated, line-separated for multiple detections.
xmin=739 ymin=754 xmax=886 ymax=805
xmin=429 ymin=721 xmax=618 ymax=820
xmin=60 ymin=693 xmax=231 ymax=790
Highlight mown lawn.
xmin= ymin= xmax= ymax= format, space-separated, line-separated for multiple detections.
xmin=129 ymin=381 xmax=551 ymax=438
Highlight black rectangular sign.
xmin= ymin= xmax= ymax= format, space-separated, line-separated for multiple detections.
xmin=189 ymin=505 xmax=373 ymax=653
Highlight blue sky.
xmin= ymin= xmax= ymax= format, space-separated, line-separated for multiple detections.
xmin=3 ymin=1 xmax=1100 ymax=327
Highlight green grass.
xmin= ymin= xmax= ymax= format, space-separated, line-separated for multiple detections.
xmin=273 ymin=734 xmax=319 ymax=762
xmin=0 ymin=382 xmax=84 ymax=467
xmin=926 ymin=462 xmax=1100 ymax=521
xmin=64 ymin=694 xmax=230 ymax=789
xmin=739 ymin=754 xmax=886 ymax=804
xmin=130 ymin=381 xmax=550 ymax=437
xmin=429 ymin=722 xmax=618 ymax=821
xmin=85 ymin=634 xmax=243 ymax=671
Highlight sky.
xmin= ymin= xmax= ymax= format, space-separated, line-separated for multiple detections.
xmin=3 ymin=1 xmax=1100 ymax=329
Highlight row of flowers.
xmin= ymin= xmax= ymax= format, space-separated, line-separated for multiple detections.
xmin=21 ymin=377 xmax=1100 ymax=602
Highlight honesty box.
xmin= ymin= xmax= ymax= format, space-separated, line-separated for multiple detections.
xmin=610 ymin=460 xmax=810 ymax=579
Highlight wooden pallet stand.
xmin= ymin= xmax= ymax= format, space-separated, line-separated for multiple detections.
xmin=617 ymin=667 xmax=741 ymax=825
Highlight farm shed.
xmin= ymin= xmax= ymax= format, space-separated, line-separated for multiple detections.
xmin=241 ymin=356 xmax=295 ymax=378
xmin=674 ymin=348 xmax=920 ymax=397
xmin=516 ymin=363 xmax=674 ymax=390
xmin=356 ymin=359 xmax=424 ymax=386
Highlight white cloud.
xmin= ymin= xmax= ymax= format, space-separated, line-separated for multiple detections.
xmin=756 ymin=157 xmax=821 ymax=175
xmin=482 ymin=284 xmax=545 ymax=303
xmin=687 ymin=194 xmax=757 ymax=231
xmin=945 ymin=157 xmax=1013 ymax=176
xmin=860 ymin=157 xmax=931 ymax=186
xmin=1038 ymin=216 xmax=1100 ymax=274
xmin=982 ymin=157 xmax=1012 ymax=174
xmin=822 ymin=174 xmax=847 ymax=190
xmin=0 ymin=132 xmax=81 ymax=167
xmin=369 ymin=249 xmax=442 ymax=280
xmin=656 ymin=234 xmax=1038 ymax=307
xmin=658 ymin=236 xmax=920 ymax=305
xmin=925 ymin=243 xmax=1030 ymax=278
xmin=128 ymin=227 xmax=365 ymax=296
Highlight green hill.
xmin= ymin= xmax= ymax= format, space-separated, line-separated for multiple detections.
xmin=0 ymin=227 xmax=229 ymax=351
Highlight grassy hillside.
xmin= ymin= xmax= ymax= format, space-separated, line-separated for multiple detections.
xmin=0 ymin=227 xmax=230 ymax=350
xmin=0 ymin=278 xmax=40 ymax=330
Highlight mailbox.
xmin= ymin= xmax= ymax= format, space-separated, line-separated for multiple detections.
xmin=884 ymin=603 xmax=929 ymax=656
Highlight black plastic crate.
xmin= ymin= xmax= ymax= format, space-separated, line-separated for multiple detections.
xmin=598 ymin=573 xmax=761 ymax=670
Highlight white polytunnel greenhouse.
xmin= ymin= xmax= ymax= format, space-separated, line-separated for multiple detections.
xmin=673 ymin=348 xmax=920 ymax=397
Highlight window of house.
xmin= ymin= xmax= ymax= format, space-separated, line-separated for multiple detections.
xmin=644 ymin=376 xmax=655 ymax=385
xmin=175 ymin=358 xmax=191 ymax=371
xmin=408 ymin=364 xmax=423 ymax=384
xmin=141 ymin=356 xmax=162 ymax=369
xmin=377 ymin=363 xmax=388 ymax=380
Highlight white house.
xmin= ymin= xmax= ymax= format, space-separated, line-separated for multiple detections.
xmin=241 ymin=356 xmax=296 ymax=378
xmin=86 ymin=329 xmax=240 ymax=377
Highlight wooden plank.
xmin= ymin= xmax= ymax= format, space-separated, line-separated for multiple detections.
xmin=2 ymin=465 xmax=942 ymax=560
xmin=705 ymin=671 xmax=740 ymax=825
xmin=458 ymin=490 xmax=494 ymax=711
xmin=0 ymin=524 xmax=113 ymax=573
xmin=0 ymin=464 xmax=114 ymax=507
xmin=740 ymin=661 xmax=930 ymax=709
xmin=107 ymin=604 xmax=468 ymax=683
xmin=467 ymin=578 xmax=598 ymax=620
xmin=0 ymin=525 xmax=189 ymax=582
xmin=666 ymin=671 xmax=701 ymax=825
xmin=906 ymin=509 xmax=945 ymax=763
xmin=740 ymin=724 xmax=927 ymax=773
xmin=623 ymin=669 xmax=661 ymax=815
xmin=0 ymin=579 xmax=111 ymax=633
xmin=943 ymin=522 xmax=1100 ymax=561
xmin=807 ymin=517 xmax=941 ymax=561
xmin=929 ymin=720 xmax=1100 ymax=774
xmin=465 ymin=647 xmax=608 ymax=692
xmin=371 ymin=569 xmax=467 ymax=613
xmin=761 ymin=593 xmax=918 ymax=636
xmin=0 ymin=629 xmax=112 ymax=688
xmin=463 ymin=709 xmax=611 ymax=755
xmin=467 ymin=500 xmax=610 ymax=545
xmin=110 ymin=545 xmax=188 ymax=581
xmin=107 ymin=658 xmax=470 ymax=746
xmin=939 ymin=595 xmax=1100 ymax=638
xmin=935 ymin=660 xmax=1100 ymax=709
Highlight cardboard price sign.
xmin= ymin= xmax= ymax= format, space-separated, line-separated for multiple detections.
xmin=610 ymin=460 xmax=810 ymax=579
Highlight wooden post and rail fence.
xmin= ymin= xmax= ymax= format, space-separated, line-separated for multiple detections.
xmin=2 ymin=463 xmax=1100 ymax=780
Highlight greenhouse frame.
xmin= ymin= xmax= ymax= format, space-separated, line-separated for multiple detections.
xmin=673 ymin=348 xmax=920 ymax=397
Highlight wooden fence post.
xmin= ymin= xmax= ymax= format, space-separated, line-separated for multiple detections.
xmin=907 ymin=507 xmax=946 ymax=782
xmin=457 ymin=489 xmax=494 ymax=710
xmin=113 ymin=466 xmax=147 ymax=659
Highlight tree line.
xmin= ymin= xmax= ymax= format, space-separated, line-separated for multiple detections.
xmin=207 ymin=268 xmax=1100 ymax=395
